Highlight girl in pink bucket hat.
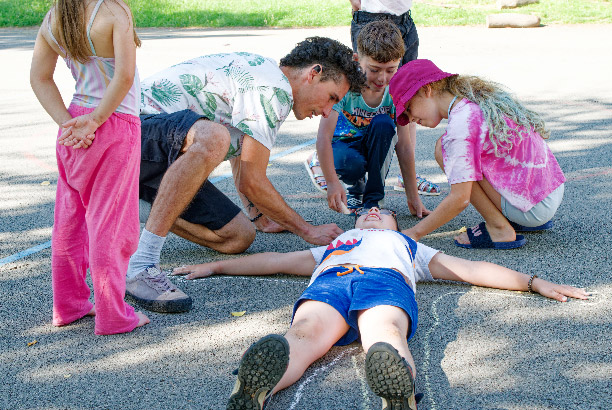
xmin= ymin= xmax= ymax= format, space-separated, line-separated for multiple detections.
xmin=389 ymin=59 xmax=565 ymax=249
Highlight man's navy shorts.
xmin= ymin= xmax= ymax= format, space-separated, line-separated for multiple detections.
xmin=292 ymin=266 xmax=418 ymax=346
xmin=139 ymin=109 xmax=241 ymax=231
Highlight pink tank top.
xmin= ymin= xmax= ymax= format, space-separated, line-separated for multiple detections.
xmin=47 ymin=0 xmax=140 ymax=116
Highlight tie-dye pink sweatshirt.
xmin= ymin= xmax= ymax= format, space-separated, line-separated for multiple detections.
xmin=440 ymin=99 xmax=565 ymax=212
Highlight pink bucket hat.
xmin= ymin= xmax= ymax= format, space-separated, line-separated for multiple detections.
xmin=389 ymin=59 xmax=456 ymax=126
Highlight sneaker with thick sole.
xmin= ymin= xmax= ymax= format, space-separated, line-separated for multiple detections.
xmin=365 ymin=342 xmax=417 ymax=410
xmin=346 ymin=193 xmax=363 ymax=210
xmin=126 ymin=266 xmax=192 ymax=313
xmin=227 ymin=334 xmax=290 ymax=410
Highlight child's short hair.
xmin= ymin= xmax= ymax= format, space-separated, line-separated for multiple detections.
xmin=357 ymin=20 xmax=405 ymax=63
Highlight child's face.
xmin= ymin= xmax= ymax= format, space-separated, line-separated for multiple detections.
xmin=358 ymin=55 xmax=401 ymax=92
xmin=355 ymin=207 xmax=398 ymax=230
xmin=402 ymin=87 xmax=443 ymax=128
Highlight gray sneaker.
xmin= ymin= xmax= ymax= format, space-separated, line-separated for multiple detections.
xmin=126 ymin=266 xmax=192 ymax=313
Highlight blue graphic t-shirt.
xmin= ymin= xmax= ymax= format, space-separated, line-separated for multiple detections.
xmin=332 ymin=87 xmax=396 ymax=141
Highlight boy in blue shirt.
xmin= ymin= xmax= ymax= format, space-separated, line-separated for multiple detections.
xmin=305 ymin=20 xmax=437 ymax=216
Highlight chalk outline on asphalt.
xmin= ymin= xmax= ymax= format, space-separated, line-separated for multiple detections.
xmin=187 ymin=276 xmax=601 ymax=409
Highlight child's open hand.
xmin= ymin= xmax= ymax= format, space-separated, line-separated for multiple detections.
xmin=532 ymin=277 xmax=590 ymax=302
xmin=59 ymin=114 xmax=100 ymax=149
xmin=171 ymin=264 xmax=216 ymax=280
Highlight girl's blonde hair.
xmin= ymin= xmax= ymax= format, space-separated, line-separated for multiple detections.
xmin=430 ymin=75 xmax=549 ymax=156
xmin=53 ymin=0 xmax=141 ymax=64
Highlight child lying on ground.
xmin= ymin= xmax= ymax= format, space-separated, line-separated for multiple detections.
xmin=173 ymin=207 xmax=589 ymax=410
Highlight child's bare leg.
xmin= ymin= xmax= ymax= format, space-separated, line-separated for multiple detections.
xmin=455 ymin=177 xmax=516 ymax=244
xmin=435 ymin=137 xmax=515 ymax=244
xmin=359 ymin=305 xmax=417 ymax=409
xmin=274 ymin=300 xmax=350 ymax=392
xmin=358 ymin=305 xmax=415 ymax=376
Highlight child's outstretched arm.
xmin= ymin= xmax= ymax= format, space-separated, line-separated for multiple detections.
xmin=316 ymin=111 xmax=346 ymax=213
xmin=396 ymin=123 xmax=430 ymax=218
xmin=60 ymin=1 xmax=137 ymax=148
xmin=402 ymin=181 xmax=471 ymax=241
xmin=428 ymin=252 xmax=590 ymax=302
xmin=171 ymin=250 xmax=317 ymax=279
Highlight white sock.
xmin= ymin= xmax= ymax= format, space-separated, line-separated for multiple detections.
xmin=126 ymin=228 xmax=166 ymax=279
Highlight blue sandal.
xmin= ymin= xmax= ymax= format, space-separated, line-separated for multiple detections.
xmin=395 ymin=174 xmax=441 ymax=196
xmin=455 ymin=222 xmax=527 ymax=249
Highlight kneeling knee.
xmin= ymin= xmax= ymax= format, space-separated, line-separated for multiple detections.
xmin=223 ymin=227 xmax=255 ymax=254
xmin=189 ymin=121 xmax=231 ymax=160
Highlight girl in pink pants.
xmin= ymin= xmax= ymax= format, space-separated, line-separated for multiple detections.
xmin=30 ymin=0 xmax=149 ymax=334
xmin=52 ymin=106 xmax=143 ymax=335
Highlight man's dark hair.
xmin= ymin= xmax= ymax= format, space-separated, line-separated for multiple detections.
xmin=280 ymin=37 xmax=365 ymax=93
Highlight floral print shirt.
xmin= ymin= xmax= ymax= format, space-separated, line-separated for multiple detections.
xmin=140 ymin=52 xmax=293 ymax=160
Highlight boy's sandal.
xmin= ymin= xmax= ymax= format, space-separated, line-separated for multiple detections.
xmin=454 ymin=222 xmax=527 ymax=250
xmin=394 ymin=174 xmax=441 ymax=196
xmin=365 ymin=342 xmax=418 ymax=410
xmin=509 ymin=219 xmax=554 ymax=232
xmin=415 ymin=174 xmax=441 ymax=196
xmin=303 ymin=151 xmax=327 ymax=192
xmin=227 ymin=334 xmax=290 ymax=410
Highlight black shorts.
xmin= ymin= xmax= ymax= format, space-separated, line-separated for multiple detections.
xmin=139 ymin=109 xmax=241 ymax=231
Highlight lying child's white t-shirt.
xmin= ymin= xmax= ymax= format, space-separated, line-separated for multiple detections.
xmin=309 ymin=229 xmax=438 ymax=293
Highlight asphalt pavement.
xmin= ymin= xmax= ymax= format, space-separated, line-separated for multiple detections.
xmin=1 ymin=24 xmax=611 ymax=410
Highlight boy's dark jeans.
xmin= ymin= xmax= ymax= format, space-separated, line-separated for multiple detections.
xmin=332 ymin=115 xmax=396 ymax=209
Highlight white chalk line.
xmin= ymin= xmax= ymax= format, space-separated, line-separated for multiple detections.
xmin=174 ymin=274 xmax=604 ymax=409
xmin=351 ymin=354 xmax=373 ymax=410
xmin=287 ymin=346 xmax=359 ymax=410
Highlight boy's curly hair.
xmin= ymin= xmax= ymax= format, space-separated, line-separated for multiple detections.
xmin=280 ymin=37 xmax=365 ymax=93
xmin=357 ymin=20 xmax=405 ymax=63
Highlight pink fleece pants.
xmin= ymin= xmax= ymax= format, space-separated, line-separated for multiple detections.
xmin=52 ymin=105 xmax=141 ymax=335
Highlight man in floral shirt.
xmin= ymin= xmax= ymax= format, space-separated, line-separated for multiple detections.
xmin=125 ymin=37 xmax=365 ymax=314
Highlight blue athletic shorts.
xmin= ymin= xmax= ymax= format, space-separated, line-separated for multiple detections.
xmin=292 ymin=266 xmax=418 ymax=346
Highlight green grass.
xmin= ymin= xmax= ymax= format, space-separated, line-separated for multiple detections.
xmin=1 ymin=0 xmax=611 ymax=27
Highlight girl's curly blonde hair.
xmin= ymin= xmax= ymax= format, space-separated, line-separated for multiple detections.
xmin=429 ymin=75 xmax=549 ymax=156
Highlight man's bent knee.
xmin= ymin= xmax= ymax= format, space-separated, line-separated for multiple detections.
xmin=182 ymin=120 xmax=230 ymax=161
xmin=170 ymin=212 xmax=255 ymax=254
xmin=215 ymin=212 xmax=255 ymax=254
